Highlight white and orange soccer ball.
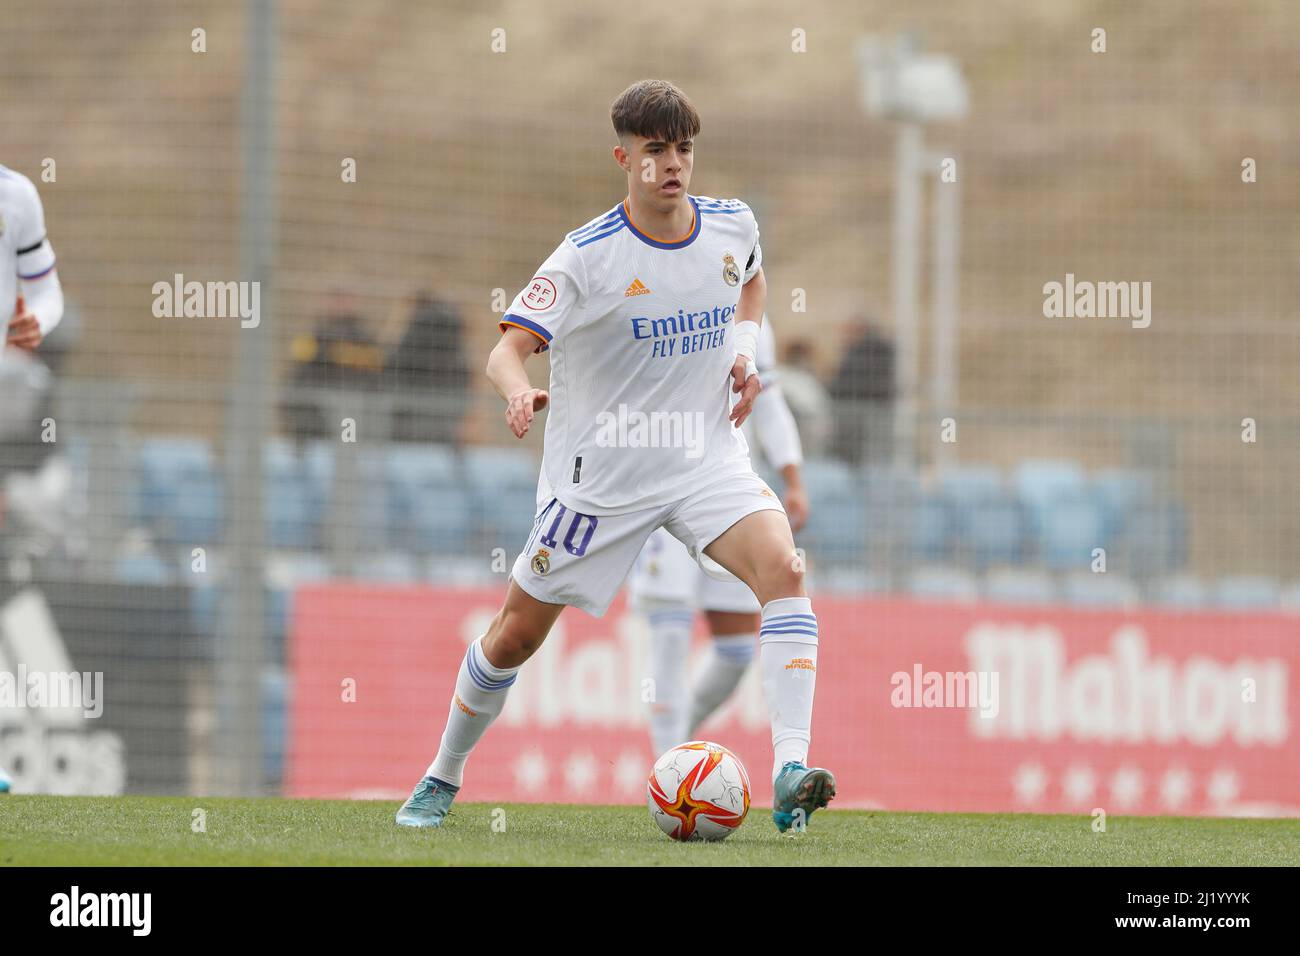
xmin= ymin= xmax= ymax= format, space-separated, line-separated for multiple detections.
xmin=646 ymin=741 xmax=751 ymax=841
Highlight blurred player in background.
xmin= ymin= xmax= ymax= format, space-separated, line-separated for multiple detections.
xmin=397 ymin=79 xmax=834 ymax=832
xmin=628 ymin=316 xmax=810 ymax=756
xmin=0 ymin=163 xmax=65 ymax=794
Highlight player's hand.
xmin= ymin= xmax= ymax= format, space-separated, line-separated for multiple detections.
xmin=783 ymin=484 xmax=810 ymax=533
xmin=728 ymin=357 xmax=761 ymax=427
xmin=505 ymin=387 xmax=548 ymax=438
xmin=7 ymin=296 xmax=42 ymax=351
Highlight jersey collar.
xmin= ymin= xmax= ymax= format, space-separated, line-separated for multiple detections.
xmin=618 ymin=195 xmax=701 ymax=250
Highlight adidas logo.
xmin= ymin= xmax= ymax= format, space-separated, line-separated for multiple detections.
xmin=624 ymin=278 xmax=651 ymax=297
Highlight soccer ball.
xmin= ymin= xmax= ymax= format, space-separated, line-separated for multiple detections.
xmin=646 ymin=741 xmax=750 ymax=841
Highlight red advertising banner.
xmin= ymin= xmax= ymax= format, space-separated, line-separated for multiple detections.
xmin=287 ymin=586 xmax=1299 ymax=816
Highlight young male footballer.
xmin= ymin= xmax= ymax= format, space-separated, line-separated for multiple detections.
xmin=0 ymin=162 xmax=65 ymax=796
xmin=397 ymin=80 xmax=834 ymax=832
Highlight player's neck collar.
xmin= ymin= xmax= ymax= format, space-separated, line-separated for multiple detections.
xmin=619 ymin=195 xmax=700 ymax=250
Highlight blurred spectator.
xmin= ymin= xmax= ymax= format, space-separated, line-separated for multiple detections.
xmin=829 ymin=316 xmax=895 ymax=465
xmin=775 ymin=339 xmax=832 ymax=456
xmin=386 ymin=291 xmax=469 ymax=445
xmin=281 ymin=289 xmax=384 ymax=441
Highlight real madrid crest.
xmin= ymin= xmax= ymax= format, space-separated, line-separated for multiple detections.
xmin=722 ymin=252 xmax=740 ymax=287
xmin=531 ymin=548 xmax=551 ymax=575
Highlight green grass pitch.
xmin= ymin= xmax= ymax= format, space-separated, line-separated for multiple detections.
xmin=2 ymin=796 xmax=1296 ymax=866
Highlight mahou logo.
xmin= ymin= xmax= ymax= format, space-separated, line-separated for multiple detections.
xmin=963 ymin=622 xmax=1289 ymax=746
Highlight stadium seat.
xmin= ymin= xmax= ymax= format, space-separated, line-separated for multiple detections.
xmin=1121 ymin=501 xmax=1188 ymax=575
xmin=382 ymin=446 xmax=475 ymax=553
xmin=907 ymin=565 xmax=979 ymax=602
xmin=983 ymin=568 xmax=1057 ymax=605
xmin=1036 ymin=495 xmax=1106 ymax=570
xmin=114 ymin=548 xmax=174 ymax=585
xmin=1013 ymin=459 xmax=1086 ymax=537
xmin=959 ymin=497 xmax=1025 ymax=568
xmin=357 ymin=551 xmax=420 ymax=582
xmin=136 ymin=437 xmax=224 ymax=546
xmin=797 ymin=457 xmax=868 ymax=566
xmin=1149 ymin=574 xmax=1207 ymax=609
xmin=1061 ymin=571 xmax=1140 ymax=609
xmin=1091 ymin=468 xmax=1156 ymax=539
xmin=1212 ymin=575 xmax=1280 ymax=610
xmin=464 ymin=445 xmax=540 ymax=550
xmin=264 ymin=439 xmax=324 ymax=550
xmin=907 ymin=493 xmax=953 ymax=565
xmin=937 ymin=465 xmax=1005 ymax=507
xmin=861 ymin=465 xmax=920 ymax=567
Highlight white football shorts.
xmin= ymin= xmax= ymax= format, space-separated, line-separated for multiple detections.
xmin=510 ymin=467 xmax=784 ymax=617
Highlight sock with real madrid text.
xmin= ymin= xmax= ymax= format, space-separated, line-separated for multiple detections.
xmin=426 ymin=636 xmax=521 ymax=788
xmin=643 ymin=602 xmax=695 ymax=756
xmin=758 ymin=597 xmax=818 ymax=783
xmin=686 ymin=632 xmax=755 ymax=736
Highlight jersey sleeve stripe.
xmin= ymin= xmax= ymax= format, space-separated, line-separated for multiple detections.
xmin=16 ymin=236 xmax=46 ymax=256
xmin=19 ymin=261 xmax=57 ymax=280
xmin=499 ymin=314 xmax=553 ymax=349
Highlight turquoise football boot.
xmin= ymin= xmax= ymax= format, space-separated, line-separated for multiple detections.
xmin=395 ymin=775 xmax=459 ymax=828
xmin=772 ymin=761 xmax=835 ymax=833
xmin=0 ymin=765 xmax=10 ymax=793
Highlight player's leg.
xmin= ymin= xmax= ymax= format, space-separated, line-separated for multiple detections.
xmin=685 ymin=581 xmax=759 ymax=737
xmin=396 ymin=580 xmax=562 ymax=828
xmin=627 ymin=528 xmax=699 ymax=754
xmin=702 ymin=506 xmax=834 ymax=831
xmin=398 ymin=496 xmax=666 ymax=827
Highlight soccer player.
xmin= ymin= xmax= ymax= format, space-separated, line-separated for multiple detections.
xmin=628 ymin=316 xmax=811 ymax=757
xmin=0 ymin=162 xmax=64 ymax=796
xmin=397 ymin=80 xmax=834 ymax=832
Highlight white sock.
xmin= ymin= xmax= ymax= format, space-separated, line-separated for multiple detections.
xmin=643 ymin=602 xmax=694 ymax=756
xmin=687 ymin=632 xmax=755 ymax=736
xmin=759 ymin=597 xmax=818 ymax=782
xmin=426 ymin=636 xmax=520 ymax=788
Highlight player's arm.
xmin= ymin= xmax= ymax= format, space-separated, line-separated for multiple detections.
xmin=729 ymin=265 xmax=765 ymax=426
xmin=751 ymin=383 xmax=809 ymax=531
xmin=8 ymin=178 xmax=62 ymax=351
xmin=487 ymin=326 xmax=549 ymax=439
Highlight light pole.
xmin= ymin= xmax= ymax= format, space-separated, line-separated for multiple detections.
xmin=857 ymin=34 xmax=968 ymax=470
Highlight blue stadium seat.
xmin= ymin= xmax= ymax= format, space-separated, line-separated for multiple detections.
xmin=1122 ymin=501 xmax=1187 ymax=575
xmin=1092 ymin=469 xmax=1156 ymax=540
xmin=1037 ymin=495 xmax=1106 ymax=570
xmin=1062 ymin=571 xmax=1139 ymax=609
xmin=383 ymin=445 xmax=473 ymax=553
xmin=983 ymin=568 xmax=1057 ymax=605
xmin=802 ymin=457 xmax=857 ymax=501
xmin=907 ymin=565 xmax=979 ymax=602
xmin=938 ymin=465 xmax=1005 ymax=507
xmin=1212 ymin=575 xmax=1280 ymax=610
xmin=908 ymin=493 xmax=953 ymax=564
xmin=137 ymin=437 xmax=224 ymax=545
xmin=861 ymin=465 xmax=919 ymax=568
xmin=1014 ymin=459 xmax=1086 ymax=537
xmin=464 ymin=445 xmax=540 ymax=551
xmin=264 ymin=439 xmax=324 ymax=550
xmin=959 ymin=497 xmax=1025 ymax=568
xmin=114 ymin=549 xmax=174 ymax=585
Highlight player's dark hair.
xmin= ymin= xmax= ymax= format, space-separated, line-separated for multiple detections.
xmin=611 ymin=79 xmax=701 ymax=143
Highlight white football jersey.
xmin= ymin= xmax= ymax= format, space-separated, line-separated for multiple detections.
xmin=502 ymin=195 xmax=763 ymax=516
xmin=0 ymin=165 xmax=57 ymax=325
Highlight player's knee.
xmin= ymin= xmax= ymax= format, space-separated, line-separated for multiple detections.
xmin=483 ymin=609 xmax=547 ymax=666
xmin=755 ymin=548 xmax=805 ymax=601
